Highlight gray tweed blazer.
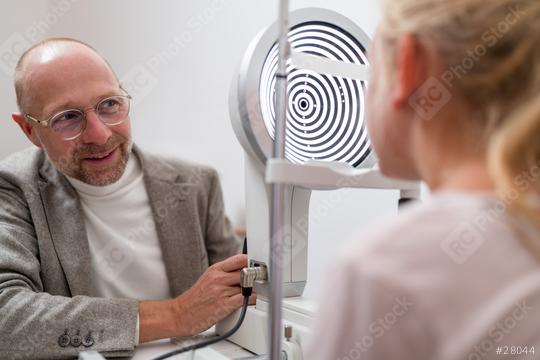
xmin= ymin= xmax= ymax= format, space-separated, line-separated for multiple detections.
xmin=0 ymin=145 xmax=240 ymax=359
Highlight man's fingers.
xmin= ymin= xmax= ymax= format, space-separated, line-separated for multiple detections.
xmin=218 ymin=254 xmax=248 ymax=272
xmin=223 ymin=292 xmax=257 ymax=316
xmin=221 ymin=271 xmax=241 ymax=286
xmin=223 ymin=286 xmax=242 ymax=297
xmin=227 ymin=291 xmax=257 ymax=305
xmin=228 ymin=293 xmax=245 ymax=308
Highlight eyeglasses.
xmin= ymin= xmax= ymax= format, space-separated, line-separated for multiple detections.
xmin=24 ymin=92 xmax=132 ymax=141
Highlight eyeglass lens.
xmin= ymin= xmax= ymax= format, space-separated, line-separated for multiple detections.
xmin=49 ymin=95 xmax=130 ymax=140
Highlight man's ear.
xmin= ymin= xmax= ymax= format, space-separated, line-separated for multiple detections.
xmin=12 ymin=113 xmax=43 ymax=148
xmin=392 ymin=33 xmax=427 ymax=109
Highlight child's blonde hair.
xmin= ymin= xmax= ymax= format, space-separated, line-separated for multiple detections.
xmin=379 ymin=0 xmax=540 ymax=251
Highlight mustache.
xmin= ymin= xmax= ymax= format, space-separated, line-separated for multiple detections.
xmin=75 ymin=134 xmax=128 ymax=159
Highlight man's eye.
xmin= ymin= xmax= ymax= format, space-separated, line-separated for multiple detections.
xmin=56 ymin=112 xmax=80 ymax=122
xmin=50 ymin=111 xmax=83 ymax=131
xmin=100 ymin=99 xmax=120 ymax=111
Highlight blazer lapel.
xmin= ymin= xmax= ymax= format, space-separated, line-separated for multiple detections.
xmin=38 ymin=158 xmax=92 ymax=296
xmin=138 ymin=148 xmax=205 ymax=297
xmin=36 ymin=146 xmax=204 ymax=298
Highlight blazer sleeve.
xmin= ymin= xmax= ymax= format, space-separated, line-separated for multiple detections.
xmin=204 ymin=169 xmax=241 ymax=265
xmin=0 ymin=178 xmax=139 ymax=359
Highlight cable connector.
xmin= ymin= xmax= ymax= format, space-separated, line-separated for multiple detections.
xmin=241 ymin=266 xmax=268 ymax=296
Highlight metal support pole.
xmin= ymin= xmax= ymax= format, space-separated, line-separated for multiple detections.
xmin=269 ymin=0 xmax=290 ymax=359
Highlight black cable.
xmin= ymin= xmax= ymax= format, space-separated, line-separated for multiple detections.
xmin=150 ymin=295 xmax=250 ymax=360
xmin=242 ymin=236 xmax=248 ymax=255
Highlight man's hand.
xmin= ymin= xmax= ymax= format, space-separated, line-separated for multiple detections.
xmin=138 ymin=254 xmax=256 ymax=343
xmin=172 ymin=254 xmax=254 ymax=336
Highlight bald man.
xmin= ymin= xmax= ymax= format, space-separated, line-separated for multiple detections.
xmin=0 ymin=38 xmax=249 ymax=359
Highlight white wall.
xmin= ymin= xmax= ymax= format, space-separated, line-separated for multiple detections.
xmin=0 ymin=0 xmax=396 ymax=300
xmin=0 ymin=1 xmax=49 ymax=156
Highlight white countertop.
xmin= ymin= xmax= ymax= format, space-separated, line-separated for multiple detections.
xmin=133 ymin=337 xmax=255 ymax=360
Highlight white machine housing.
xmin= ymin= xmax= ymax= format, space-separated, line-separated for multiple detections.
xmin=217 ymin=8 xmax=420 ymax=359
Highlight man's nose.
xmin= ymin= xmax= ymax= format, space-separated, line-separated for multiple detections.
xmin=80 ymin=110 xmax=112 ymax=145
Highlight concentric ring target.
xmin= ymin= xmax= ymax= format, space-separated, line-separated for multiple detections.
xmin=259 ymin=21 xmax=371 ymax=168
xmin=232 ymin=8 xmax=375 ymax=169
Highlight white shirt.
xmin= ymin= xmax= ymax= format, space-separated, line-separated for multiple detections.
xmin=307 ymin=192 xmax=540 ymax=360
xmin=67 ymin=154 xmax=171 ymax=301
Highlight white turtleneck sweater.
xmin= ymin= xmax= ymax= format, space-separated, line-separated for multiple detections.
xmin=67 ymin=153 xmax=172 ymax=344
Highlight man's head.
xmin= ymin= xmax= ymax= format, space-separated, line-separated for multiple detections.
xmin=12 ymin=38 xmax=132 ymax=186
